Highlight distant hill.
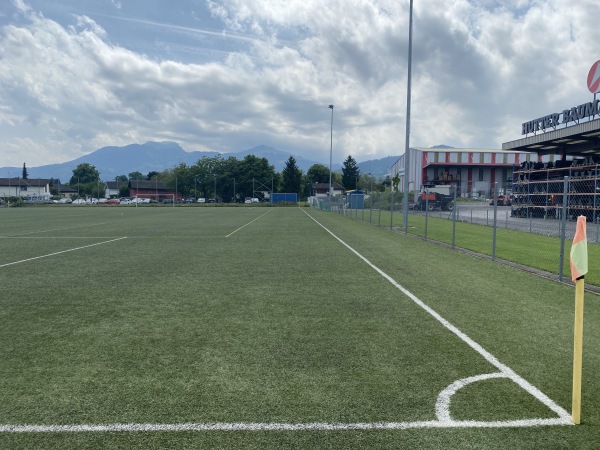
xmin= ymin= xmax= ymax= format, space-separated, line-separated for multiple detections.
xmin=1 ymin=141 xmax=397 ymax=182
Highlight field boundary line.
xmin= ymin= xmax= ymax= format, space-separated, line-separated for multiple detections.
xmin=0 ymin=237 xmax=127 ymax=268
xmin=225 ymin=209 xmax=272 ymax=237
xmin=0 ymin=418 xmax=571 ymax=433
xmin=0 ymin=223 xmax=107 ymax=237
xmin=301 ymin=208 xmax=572 ymax=424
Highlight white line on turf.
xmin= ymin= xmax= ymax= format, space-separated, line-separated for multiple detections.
xmin=0 ymin=418 xmax=572 ymax=433
xmin=0 ymin=223 xmax=107 ymax=237
xmin=0 ymin=237 xmax=127 ymax=268
xmin=436 ymin=373 xmax=507 ymax=422
xmin=225 ymin=209 xmax=272 ymax=237
xmin=300 ymin=208 xmax=572 ymax=425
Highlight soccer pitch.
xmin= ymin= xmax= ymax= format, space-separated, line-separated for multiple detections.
xmin=1 ymin=206 xmax=599 ymax=448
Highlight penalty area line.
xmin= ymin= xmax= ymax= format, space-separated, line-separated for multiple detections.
xmin=225 ymin=209 xmax=273 ymax=237
xmin=0 ymin=237 xmax=127 ymax=269
xmin=1 ymin=223 xmax=107 ymax=237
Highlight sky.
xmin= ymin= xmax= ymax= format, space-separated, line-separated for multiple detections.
xmin=1 ymin=0 xmax=599 ymax=169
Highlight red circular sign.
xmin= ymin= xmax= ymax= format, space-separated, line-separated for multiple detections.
xmin=587 ymin=60 xmax=600 ymax=93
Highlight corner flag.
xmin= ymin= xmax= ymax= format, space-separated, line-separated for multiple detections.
xmin=570 ymin=216 xmax=588 ymax=424
xmin=570 ymin=216 xmax=588 ymax=282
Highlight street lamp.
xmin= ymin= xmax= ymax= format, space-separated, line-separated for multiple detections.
xmin=328 ymin=104 xmax=334 ymax=201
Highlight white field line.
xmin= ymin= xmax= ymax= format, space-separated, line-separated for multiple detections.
xmin=0 ymin=223 xmax=107 ymax=237
xmin=0 ymin=211 xmax=573 ymax=434
xmin=0 ymin=419 xmax=572 ymax=433
xmin=300 ymin=208 xmax=572 ymax=424
xmin=0 ymin=237 xmax=127 ymax=269
xmin=225 ymin=209 xmax=272 ymax=237
xmin=0 ymin=237 xmax=120 ymax=239
xmin=436 ymin=373 xmax=506 ymax=422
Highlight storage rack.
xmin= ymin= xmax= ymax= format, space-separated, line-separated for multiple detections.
xmin=511 ymin=160 xmax=600 ymax=221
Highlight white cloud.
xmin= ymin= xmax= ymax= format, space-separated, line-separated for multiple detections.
xmin=1 ymin=0 xmax=600 ymax=170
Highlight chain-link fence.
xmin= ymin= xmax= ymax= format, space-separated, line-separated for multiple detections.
xmin=310 ymin=176 xmax=600 ymax=287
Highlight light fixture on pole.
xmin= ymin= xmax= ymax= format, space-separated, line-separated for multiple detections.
xmin=328 ymin=104 xmax=334 ymax=201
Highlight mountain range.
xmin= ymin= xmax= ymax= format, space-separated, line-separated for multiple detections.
xmin=1 ymin=142 xmax=400 ymax=182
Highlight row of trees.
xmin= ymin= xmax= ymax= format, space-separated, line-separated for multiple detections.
xmin=60 ymin=154 xmax=390 ymax=201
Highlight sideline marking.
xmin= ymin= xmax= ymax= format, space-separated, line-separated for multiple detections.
xmin=225 ymin=209 xmax=272 ymax=237
xmin=0 ymin=223 xmax=107 ymax=237
xmin=300 ymin=208 xmax=572 ymax=424
xmin=0 ymin=237 xmax=127 ymax=269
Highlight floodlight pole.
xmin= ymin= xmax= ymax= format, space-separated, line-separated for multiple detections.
xmin=328 ymin=104 xmax=334 ymax=202
xmin=401 ymin=0 xmax=414 ymax=231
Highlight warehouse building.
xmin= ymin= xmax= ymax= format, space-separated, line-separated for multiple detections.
xmin=390 ymin=147 xmax=538 ymax=198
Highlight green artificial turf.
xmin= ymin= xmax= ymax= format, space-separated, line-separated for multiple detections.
xmin=0 ymin=206 xmax=599 ymax=448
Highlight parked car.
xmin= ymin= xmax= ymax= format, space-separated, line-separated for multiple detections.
xmin=490 ymin=195 xmax=511 ymax=206
xmin=163 ymin=198 xmax=173 ymax=204
xmin=106 ymin=198 xmax=120 ymax=204
xmin=72 ymin=199 xmax=87 ymax=205
xmin=197 ymin=198 xmax=206 ymax=203
xmin=57 ymin=198 xmax=72 ymax=204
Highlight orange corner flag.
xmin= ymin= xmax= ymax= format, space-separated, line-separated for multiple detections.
xmin=570 ymin=216 xmax=588 ymax=282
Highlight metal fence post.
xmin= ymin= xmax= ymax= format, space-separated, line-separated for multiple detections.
xmin=378 ymin=193 xmax=381 ymax=227
xmin=492 ymin=182 xmax=498 ymax=261
xmin=559 ymin=176 xmax=569 ymax=281
xmin=390 ymin=190 xmax=394 ymax=230
xmin=452 ymin=186 xmax=457 ymax=249
xmin=424 ymin=187 xmax=429 ymax=241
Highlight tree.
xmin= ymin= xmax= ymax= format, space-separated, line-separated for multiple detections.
xmin=49 ymin=178 xmax=61 ymax=196
xmin=22 ymin=163 xmax=28 ymax=180
xmin=146 ymin=171 xmax=160 ymax=180
xmin=70 ymin=163 xmax=100 ymax=185
xmin=115 ymin=175 xmax=128 ymax=183
xmin=391 ymin=174 xmax=400 ymax=191
xmin=341 ymin=155 xmax=360 ymax=190
xmin=307 ymin=164 xmax=330 ymax=183
xmin=129 ymin=171 xmax=144 ymax=181
xmin=281 ymin=156 xmax=302 ymax=194
xmin=238 ymin=155 xmax=276 ymax=199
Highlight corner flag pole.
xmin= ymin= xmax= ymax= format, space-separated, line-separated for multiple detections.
xmin=570 ymin=216 xmax=588 ymax=424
